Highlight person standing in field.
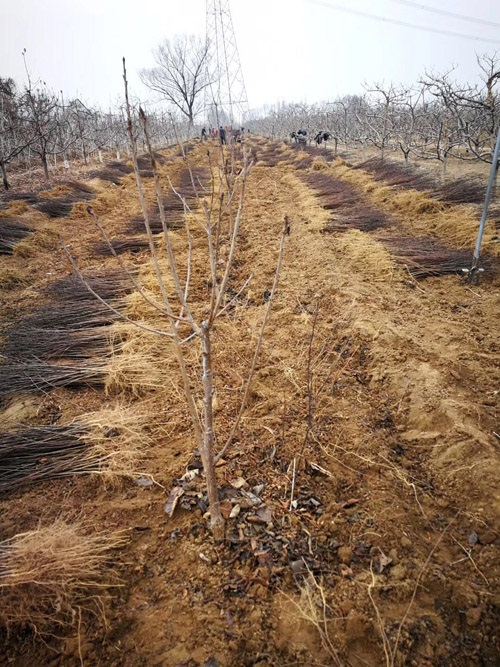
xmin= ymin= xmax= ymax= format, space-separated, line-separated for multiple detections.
xmin=201 ymin=127 xmax=207 ymax=141
xmin=219 ymin=126 xmax=226 ymax=145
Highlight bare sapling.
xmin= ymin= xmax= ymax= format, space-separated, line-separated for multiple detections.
xmin=65 ymin=58 xmax=287 ymax=539
xmin=134 ymin=64 xmax=288 ymax=538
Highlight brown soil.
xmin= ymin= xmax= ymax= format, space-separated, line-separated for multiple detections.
xmin=0 ymin=137 xmax=499 ymax=667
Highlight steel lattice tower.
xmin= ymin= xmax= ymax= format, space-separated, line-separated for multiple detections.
xmin=205 ymin=0 xmax=248 ymax=127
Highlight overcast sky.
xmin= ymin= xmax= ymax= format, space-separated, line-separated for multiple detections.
xmin=1 ymin=0 xmax=500 ymax=111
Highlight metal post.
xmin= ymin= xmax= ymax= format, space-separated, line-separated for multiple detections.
xmin=470 ymin=127 xmax=500 ymax=279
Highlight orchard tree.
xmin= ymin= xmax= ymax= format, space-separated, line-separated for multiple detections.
xmin=0 ymin=78 xmax=32 ymax=190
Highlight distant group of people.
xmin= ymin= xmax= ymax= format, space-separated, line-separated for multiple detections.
xmin=201 ymin=126 xmax=247 ymax=145
xmin=290 ymin=129 xmax=331 ymax=146
xmin=314 ymin=131 xmax=331 ymax=145
xmin=291 ymin=129 xmax=308 ymax=144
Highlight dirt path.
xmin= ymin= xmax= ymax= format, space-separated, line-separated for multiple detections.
xmin=0 ymin=137 xmax=499 ymax=666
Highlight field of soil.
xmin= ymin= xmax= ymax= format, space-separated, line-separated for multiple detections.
xmin=0 ymin=136 xmax=499 ymax=667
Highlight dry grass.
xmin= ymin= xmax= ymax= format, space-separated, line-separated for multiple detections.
xmin=331 ymin=160 xmax=443 ymax=215
xmin=328 ymin=157 xmax=500 ymax=258
xmin=374 ymin=188 xmax=443 ymax=216
xmin=0 ymin=267 xmax=30 ymax=290
xmin=38 ymin=184 xmax=74 ymax=199
xmin=281 ymin=173 xmax=332 ymax=232
xmin=0 ymin=520 xmax=126 ymax=632
xmin=105 ymin=323 xmax=175 ymax=397
xmin=283 ymin=570 xmax=343 ymax=666
xmin=311 ymin=157 xmax=329 ymax=171
xmin=334 ymin=230 xmax=401 ymax=281
xmin=78 ymin=404 xmax=150 ymax=477
xmin=13 ymin=227 xmax=60 ymax=257
xmin=433 ymin=208 xmax=498 ymax=254
xmin=0 ymin=201 xmax=31 ymax=215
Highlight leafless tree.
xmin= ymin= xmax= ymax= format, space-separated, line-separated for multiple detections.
xmin=363 ymin=82 xmax=408 ymax=159
xmin=0 ymin=78 xmax=33 ymax=190
xmin=421 ymin=54 xmax=500 ymax=167
xmin=140 ymin=35 xmax=212 ymax=129
xmin=391 ymin=85 xmax=426 ymax=165
xmin=66 ymin=59 xmax=286 ymax=539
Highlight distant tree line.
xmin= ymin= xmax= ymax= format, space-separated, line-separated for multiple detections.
xmin=0 ymin=36 xmax=216 ymax=190
xmin=246 ymin=52 xmax=500 ymax=177
xmin=0 ymin=72 xmax=190 ymax=190
xmin=2 ymin=46 xmax=499 ymax=189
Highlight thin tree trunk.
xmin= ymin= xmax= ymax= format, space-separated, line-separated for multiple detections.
xmin=441 ymin=155 xmax=447 ymax=183
xmin=41 ymin=152 xmax=49 ymax=180
xmin=200 ymin=322 xmax=224 ymax=540
xmin=0 ymin=160 xmax=10 ymax=190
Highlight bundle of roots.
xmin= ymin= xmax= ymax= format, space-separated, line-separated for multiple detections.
xmin=88 ymin=168 xmax=123 ymax=185
xmin=174 ymin=142 xmax=195 ymax=157
xmin=33 ymin=182 xmax=95 ymax=218
xmin=177 ymin=166 xmax=209 ymax=195
xmin=136 ymin=152 xmax=166 ymax=174
xmin=15 ymin=300 xmax=120 ymax=333
xmin=0 ymin=218 xmax=34 ymax=254
xmin=2 ymin=326 xmax=115 ymax=361
xmin=106 ymin=160 xmax=134 ymax=175
xmin=62 ymin=180 xmax=96 ymax=200
xmin=1 ymin=271 xmax=135 ymax=361
xmin=0 ymin=270 xmax=137 ymax=401
xmin=129 ymin=201 xmax=186 ymax=233
xmin=255 ymin=143 xmax=290 ymax=167
xmin=0 ymin=520 xmax=125 ymax=631
xmin=294 ymin=155 xmax=315 ymax=170
xmin=355 ymin=157 xmax=486 ymax=205
xmin=89 ymin=158 xmax=136 ymax=184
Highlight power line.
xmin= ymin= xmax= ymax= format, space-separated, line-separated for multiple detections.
xmin=304 ymin=0 xmax=500 ymax=45
xmin=387 ymin=0 xmax=500 ymax=30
